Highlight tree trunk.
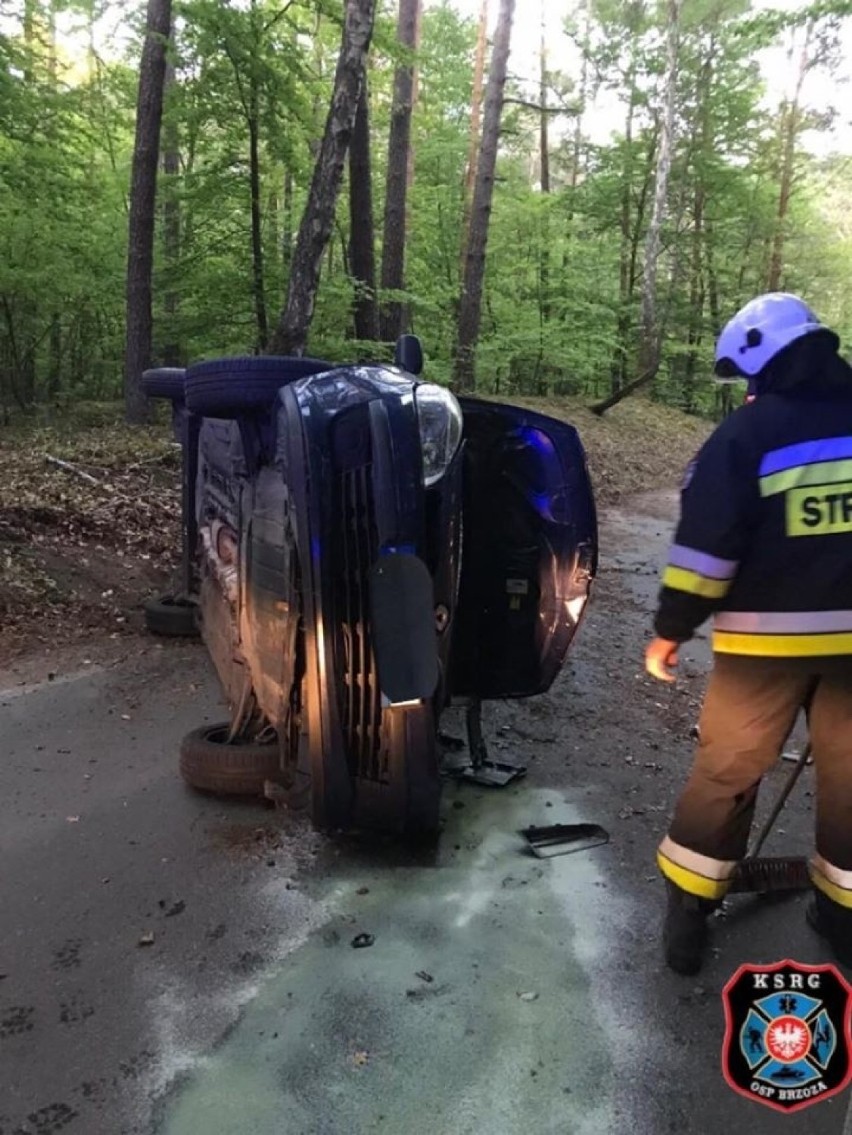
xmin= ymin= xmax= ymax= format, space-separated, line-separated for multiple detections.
xmin=282 ymin=166 xmax=294 ymax=278
xmin=248 ymin=0 xmax=268 ymax=352
xmin=248 ymin=101 xmax=268 ymax=351
xmin=268 ymin=0 xmax=377 ymax=356
xmin=568 ymin=0 xmax=589 ymax=203
xmin=767 ymin=21 xmax=812 ymax=292
xmin=406 ymin=9 xmax=421 ymax=195
xmin=349 ymin=80 xmax=380 ymax=342
xmin=48 ymin=0 xmax=57 ymax=83
xmin=23 ymin=0 xmax=35 ymax=83
xmin=379 ymin=0 xmax=422 ymax=344
xmin=86 ymin=0 xmax=96 ymax=78
xmin=19 ymin=0 xmax=39 ymax=404
xmin=47 ymin=0 xmax=61 ymax=397
xmin=608 ymin=80 xmax=637 ymax=395
xmin=124 ymin=0 xmax=172 ymax=424
xmin=161 ymin=51 xmax=181 ymax=366
xmin=681 ymin=184 xmax=705 ymax=414
xmin=638 ymin=0 xmax=681 ymax=372
xmin=594 ymin=0 xmax=680 ymax=415
xmin=452 ymin=0 xmax=516 ymax=394
xmin=538 ymin=8 xmax=551 ymax=327
xmin=47 ymin=314 xmax=62 ymax=400
xmin=460 ymin=0 xmax=489 ymax=274
xmin=681 ymin=43 xmax=715 ymax=412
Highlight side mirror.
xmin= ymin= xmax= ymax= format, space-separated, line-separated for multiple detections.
xmin=394 ymin=334 xmax=423 ymax=376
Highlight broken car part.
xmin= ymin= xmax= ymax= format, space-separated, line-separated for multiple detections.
xmin=521 ymin=822 xmax=610 ymax=859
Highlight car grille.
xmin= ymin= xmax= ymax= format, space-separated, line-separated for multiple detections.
xmin=333 ymin=463 xmax=387 ymax=783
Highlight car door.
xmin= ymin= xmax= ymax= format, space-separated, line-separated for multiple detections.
xmin=448 ymin=398 xmax=598 ymax=701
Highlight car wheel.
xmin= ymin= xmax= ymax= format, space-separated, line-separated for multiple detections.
xmin=142 ymin=367 xmax=186 ymax=402
xmin=184 ymin=356 xmax=333 ymax=419
xmin=179 ymin=723 xmax=281 ymax=797
xmin=143 ymin=594 xmax=199 ymax=638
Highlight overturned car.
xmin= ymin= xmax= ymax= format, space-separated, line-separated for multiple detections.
xmin=143 ymin=337 xmax=597 ymax=838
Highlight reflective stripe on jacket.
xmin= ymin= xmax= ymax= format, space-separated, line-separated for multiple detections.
xmin=654 ymin=389 xmax=852 ymax=658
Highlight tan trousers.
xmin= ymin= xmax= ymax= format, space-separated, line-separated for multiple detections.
xmin=661 ymin=655 xmax=852 ymax=903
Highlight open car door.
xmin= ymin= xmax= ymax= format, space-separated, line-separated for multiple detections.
xmin=449 ymin=398 xmax=597 ymax=701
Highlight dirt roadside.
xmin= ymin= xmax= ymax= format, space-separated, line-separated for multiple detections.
xmin=0 ymin=395 xmax=711 ymax=668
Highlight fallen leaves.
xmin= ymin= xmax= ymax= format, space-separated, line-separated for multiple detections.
xmin=0 ymin=410 xmax=181 ymax=657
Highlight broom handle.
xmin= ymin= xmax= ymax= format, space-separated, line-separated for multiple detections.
xmin=746 ymin=742 xmax=812 ymax=861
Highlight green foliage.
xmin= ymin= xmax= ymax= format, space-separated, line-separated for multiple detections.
xmin=1 ymin=0 xmax=850 ymax=420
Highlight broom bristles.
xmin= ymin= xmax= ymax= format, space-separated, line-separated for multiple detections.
xmin=727 ymin=856 xmax=811 ymax=895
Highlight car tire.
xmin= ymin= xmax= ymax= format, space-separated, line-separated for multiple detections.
xmin=184 ymin=356 xmax=333 ymax=418
xmin=142 ymin=367 xmax=186 ymax=402
xmin=143 ymin=594 xmax=199 ymax=637
xmin=179 ymin=723 xmax=281 ymax=797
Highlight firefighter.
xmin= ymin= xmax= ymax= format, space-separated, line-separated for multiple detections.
xmin=645 ymin=292 xmax=852 ymax=975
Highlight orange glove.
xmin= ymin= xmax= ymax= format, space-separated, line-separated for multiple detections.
xmin=645 ymin=637 xmax=679 ymax=683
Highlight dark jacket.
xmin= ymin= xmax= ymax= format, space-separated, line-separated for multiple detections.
xmin=655 ymin=339 xmax=852 ymax=658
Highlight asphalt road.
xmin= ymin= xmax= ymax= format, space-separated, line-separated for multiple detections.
xmin=1 ymin=491 xmax=849 ymax=1135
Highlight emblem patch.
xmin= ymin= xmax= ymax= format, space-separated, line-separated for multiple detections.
xmin=722 ymin=960 xmax=852 ymax=1113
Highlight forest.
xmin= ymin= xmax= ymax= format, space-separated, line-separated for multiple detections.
xmin=2 ymin=0 xmax=852 ymax=426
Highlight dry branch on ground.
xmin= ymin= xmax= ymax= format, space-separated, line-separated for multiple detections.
xmin=0 ymin=411 xmax=181 ymax=659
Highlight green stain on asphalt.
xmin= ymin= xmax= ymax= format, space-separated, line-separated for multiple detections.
xmin=159 ymin=789 xmax=617 ymax=1135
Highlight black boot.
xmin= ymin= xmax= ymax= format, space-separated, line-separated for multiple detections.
xmin=664 ymin=883 xmax=711 ymax=976
xmin=806 ymin=891 xmax=852 ymax=968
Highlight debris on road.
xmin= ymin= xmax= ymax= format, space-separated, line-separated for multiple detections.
xmin=138 ymin=931 xmax=155 ymax=947
xmin=406 ymin=983 xmax=448 ymax=1001
xmin=351 ymin=933 xmax=375 ymax=949
xmin=415 ymin=971 xmax=433 ymax=983
xmin=521 ymin=822 xmax=610 ymax=859
xmin=517 ymin=991 xmax=539 ymax=1002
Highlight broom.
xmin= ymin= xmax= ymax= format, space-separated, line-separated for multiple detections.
xmin=726 ymin=742 xmax=812 ymax=895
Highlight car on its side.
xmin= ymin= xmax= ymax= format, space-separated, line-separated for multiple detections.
xmin=143 ymin=337 xmax=597 ymax=839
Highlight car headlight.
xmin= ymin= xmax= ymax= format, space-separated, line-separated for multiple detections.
xmin=414 ymin=383 xmax=463 ymax=486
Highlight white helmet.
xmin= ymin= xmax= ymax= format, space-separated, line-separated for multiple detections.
xmin=714 ymin=293 xmax=832 ymax=380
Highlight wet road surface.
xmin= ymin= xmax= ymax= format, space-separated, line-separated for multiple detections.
xmin=1 ymin=492 xmax=848 ymax=1135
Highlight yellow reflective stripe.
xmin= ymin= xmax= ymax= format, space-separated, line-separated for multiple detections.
xmin=713 ymin=630 xmax=852 ymax=657
xmin=760 ymin=458 xmax=852 ymax=497
xmin=659 ymin=834 xmax=737 ymax=878
xmin=657 ymin=850 xmax=731 ymax=901
xmin=811 ymin=853 xmax=852 ymax=890
xmin=662 ymin=565 xmax=731 ymax=599
xmin=810 ymin=864 xmax=852 ymax=910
